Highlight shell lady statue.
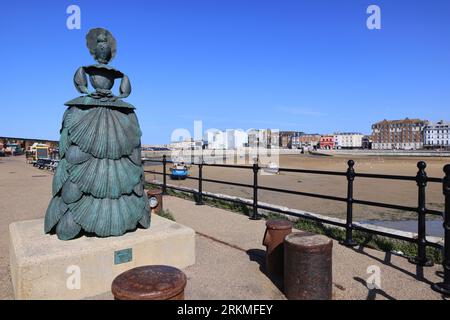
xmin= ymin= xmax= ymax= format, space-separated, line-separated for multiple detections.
xmin=44 ymin=28 xmax=150 ymax=240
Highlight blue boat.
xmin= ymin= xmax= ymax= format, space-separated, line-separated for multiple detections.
xmin=170 ymin=163 xmax=189 ymax=180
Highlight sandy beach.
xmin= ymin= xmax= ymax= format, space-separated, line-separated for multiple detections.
xmin=144 ymin=154 xmax=448 ymax=222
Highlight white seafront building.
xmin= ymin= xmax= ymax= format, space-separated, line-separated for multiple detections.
xmin=424 ymin=120 xmax=450 ymax=149
xmin=334 ymin=132 xmax=364 ymax=149
xmin=203 ymin=130 xmax=226 ymax=149
xmin=203 ymin=129 xmax=248 ymax=150
xmin=226 ymin=129 xmax=248 ymax=150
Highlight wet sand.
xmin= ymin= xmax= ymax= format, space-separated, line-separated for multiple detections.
xmin=144 ymin=154 xmax=448 ymax=222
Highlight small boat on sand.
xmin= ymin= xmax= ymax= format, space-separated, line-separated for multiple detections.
xmin=263 ymin=162 xmax=280 ymax=174
xmin=170 ymin=162 xmax=189 ymax=180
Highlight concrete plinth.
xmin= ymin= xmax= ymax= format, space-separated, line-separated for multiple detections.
xmin=9 ymin=215 xmax=195 ymax=300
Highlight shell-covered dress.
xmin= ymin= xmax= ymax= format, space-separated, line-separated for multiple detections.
xmin=44 ymin=63 xmax=150 ymax=240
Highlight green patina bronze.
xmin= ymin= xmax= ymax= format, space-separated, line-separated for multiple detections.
xmin=44 ymin=28 xmax=150 ymax=240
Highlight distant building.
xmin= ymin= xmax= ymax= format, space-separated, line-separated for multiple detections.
xmin=203 ymin=130 xmax=217 ymax=149
xmin=334 ymin=132 xmax=364 ymax=149
xmin=319 ymin=135 xmax=335 ymax=149
xmin=279 ymin=131 xmax=293 ymax=149
xmin=424 ymin=120 xmax=450 ymax=149
xmin=169 ymin=139 xmax=196 ymax=150
xmin=293 ymin=134 xmax=321 ymax=148
xmin=226 ymin=129 xmax=248 ymax=150
xmin=270 ymin=130 xmax=280 ymax=149
xmin=203 ymin=130 xmax=226 ymax=149
xmin=248 ymin=129 xmax=278 ymax=149
xmin=362 ymin=135 xmax=372 ymax=149
xmin=371 ymin=118 xmax=427 ymax=150
xmin=203 ymin=129 xmax=248 ymax=150
xmin=247 ymin=129 xmax=258 ymax=148
xmin=279 ymin=131 xmax=304 ymax=149
xmin=141 ymin=145 xmax=171 ymax=151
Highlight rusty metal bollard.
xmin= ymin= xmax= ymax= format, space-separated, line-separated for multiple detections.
xmin=147 ymin=189 xmax=163 ymax=214
xmin=111 ymin=265 xmax=187 ymax=300
xmin=284 ymin=232 xmax=333 ymax=300
xmin=262 ymin=219 xmax=293 ymax=278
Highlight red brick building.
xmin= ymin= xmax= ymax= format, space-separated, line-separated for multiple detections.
xmin=371 ymin=118 xmax=427 ymax=150
xmin=294 ymin=134 xmax=321 ymax=148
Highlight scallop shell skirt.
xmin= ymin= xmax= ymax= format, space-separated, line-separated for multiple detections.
xmin=44 ymin=106 xmax=150 ymax=240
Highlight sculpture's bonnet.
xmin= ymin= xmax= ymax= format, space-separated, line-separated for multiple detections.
xmin=86 ymin=28 xmax=117 ymax=64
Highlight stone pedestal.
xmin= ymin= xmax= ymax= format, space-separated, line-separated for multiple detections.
xmin=9 ymin=215 xmax=195 ymax=300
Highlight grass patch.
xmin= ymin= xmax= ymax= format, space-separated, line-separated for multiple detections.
xmin=200 ymin=196 xmax=251 ymax=216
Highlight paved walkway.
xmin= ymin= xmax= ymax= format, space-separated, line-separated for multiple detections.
xmin=165 ymin=196 xmax=447 ymax=300
xmin=0 ymin=155 xmax=447 ymax=300
xmin=0 ymin=156 xmax=53 ymax=300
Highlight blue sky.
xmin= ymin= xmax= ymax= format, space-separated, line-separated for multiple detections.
xmin=1 ymin=0 xmax=450 ymax=144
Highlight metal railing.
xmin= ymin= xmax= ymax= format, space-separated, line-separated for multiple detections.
xmin=144 ymin=155 xmax=450 ymax=296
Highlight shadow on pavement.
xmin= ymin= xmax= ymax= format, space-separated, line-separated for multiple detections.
xmin=351 ymin=245 xmax=435 ymax=286
xmin=246 ymin=248 xmax=284 ymax=293
xmin=353 ymin=277 xmax=396 ymax=300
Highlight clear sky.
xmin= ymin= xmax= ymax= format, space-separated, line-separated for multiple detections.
xmin=1 ymin=0 xmax=450 ymax=144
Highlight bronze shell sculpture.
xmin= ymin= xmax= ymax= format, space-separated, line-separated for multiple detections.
xmin=44 ymin=28 xmax=150 ymax=240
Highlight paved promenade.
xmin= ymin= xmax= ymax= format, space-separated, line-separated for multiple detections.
xmin=0 ymin=155 xmax=447 ymax=300
xmin=0 ymin=156 xmax=54 ymax=299
xmin=166 ymin=196 xmax=446 ymax=300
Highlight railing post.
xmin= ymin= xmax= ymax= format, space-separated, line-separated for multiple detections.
xmin=162 ymin=155 xmax=167 ymax=195
xmin=432 ymin=164 xmax=450 ymax=295
xmin=196 ymin=162 xmax=204 ymax=205
xmin=342 ymin=160 xmax=357 ymax=247
xmin=409 ymin=161 xmax=433 ymax=266
xmin=250 ymin=162 xmax=261 ymax=220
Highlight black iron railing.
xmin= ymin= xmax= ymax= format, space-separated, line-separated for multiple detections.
xmin=144 ymin=155 xmax=450 ymax=296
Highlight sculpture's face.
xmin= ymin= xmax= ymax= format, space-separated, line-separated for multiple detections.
xmin=94 ymin=33 xmax=112 ymax=64
xmin=95 ymin=41 xmax=112 ymax=64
